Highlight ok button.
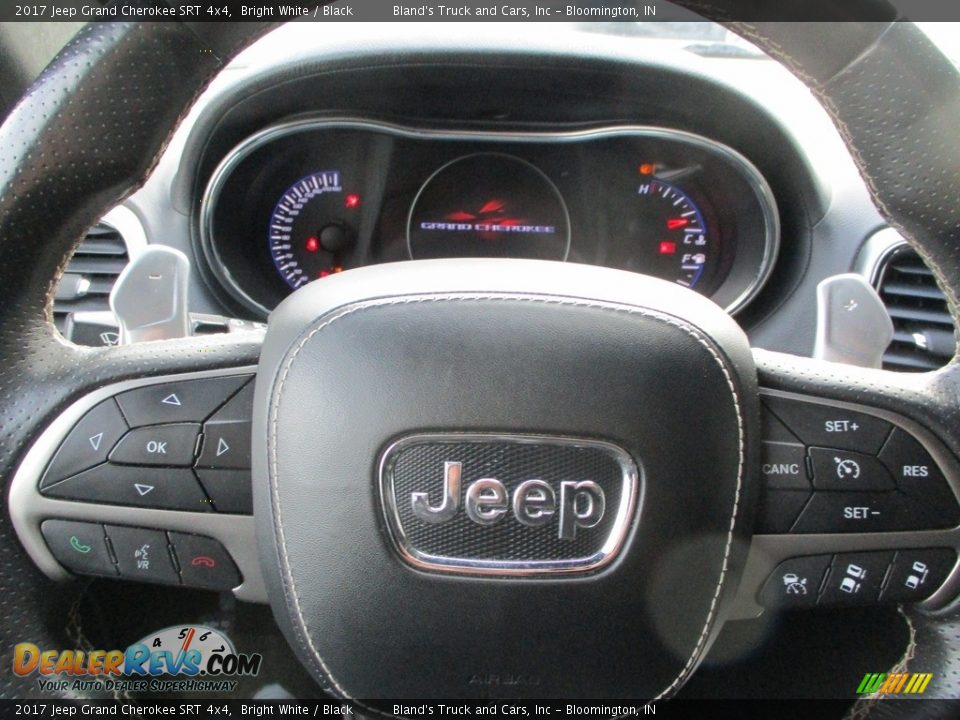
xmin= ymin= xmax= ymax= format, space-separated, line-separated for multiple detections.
xmin=110 ymin=424 xmax=200 ymax=467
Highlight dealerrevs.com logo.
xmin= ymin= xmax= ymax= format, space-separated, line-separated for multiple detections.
xmin=13 ymin=625 xmax=261 ymax=694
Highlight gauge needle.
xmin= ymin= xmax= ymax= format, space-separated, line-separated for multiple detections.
xmin=656 ymin=165 xmax=702 ymax=183
xmin=174 ymin=627 xmax=195 ymax=671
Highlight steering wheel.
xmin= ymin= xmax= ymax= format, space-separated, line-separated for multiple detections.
xmin=1 ymin=9 xmax=959 ymax=708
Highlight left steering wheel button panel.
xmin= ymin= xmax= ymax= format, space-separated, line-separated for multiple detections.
xmin=115 ymin=375 xmax=250 ymax=427
xmin=41 ymin=464 xmax=212 ymax=512
xmin=40 ymin=520 xmax=116 ymax=577
xmin=109 ymin=423 xmax=201 ymax=466
xmin=39 ymin=399 xmax=128 ymax=488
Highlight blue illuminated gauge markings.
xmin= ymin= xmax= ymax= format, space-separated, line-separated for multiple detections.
xmin=636 ymin=178 xmax=709 ymax=288
xmin=268 ymin=170 xmax=349 ymax=290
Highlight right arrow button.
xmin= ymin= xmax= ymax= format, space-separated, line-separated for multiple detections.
xmin=196 ymin=382 xmax=253 ymax=470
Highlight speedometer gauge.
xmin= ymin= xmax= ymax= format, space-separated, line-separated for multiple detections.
xmin=268 ymin=170 xmax=358 ymax=289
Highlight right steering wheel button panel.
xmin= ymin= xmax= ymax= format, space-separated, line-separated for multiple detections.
xmin=758 ymin=395 xmax=960 ymax=534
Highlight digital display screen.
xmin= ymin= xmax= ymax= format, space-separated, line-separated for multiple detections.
xmin=407 ymin=153 xmax=570 ymax=261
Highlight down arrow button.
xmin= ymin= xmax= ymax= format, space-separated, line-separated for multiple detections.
xmin=197 ymin=382 xmax=253 ymax=470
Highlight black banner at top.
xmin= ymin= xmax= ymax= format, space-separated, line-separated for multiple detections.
xmin=4 ymin=0 xmax=960 ymax=23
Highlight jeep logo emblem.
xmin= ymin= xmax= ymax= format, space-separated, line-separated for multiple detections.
xmin=380 ymin=434 xmax=639 ymax=576
xmin=411 ymin=461 xmax=606 ymax=539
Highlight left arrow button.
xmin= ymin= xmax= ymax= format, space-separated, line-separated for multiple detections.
xmin=40 ymin=399 xmax=128 ymax=489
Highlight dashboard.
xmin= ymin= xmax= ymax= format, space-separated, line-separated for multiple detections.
xmin=28 ymin=21 xmax=960 ymax=704
xmin=201 ymin=120 xmax=778 ymax=317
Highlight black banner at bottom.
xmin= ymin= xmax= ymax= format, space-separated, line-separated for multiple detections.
xmin=0 ymin=699 xmax=958 ymax=720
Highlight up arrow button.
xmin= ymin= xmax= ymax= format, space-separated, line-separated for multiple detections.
xmin=115 ymin=375 xmax=250 ymax=427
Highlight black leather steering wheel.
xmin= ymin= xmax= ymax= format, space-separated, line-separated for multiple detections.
xmin=1 ymin=10 xmax=958 ymax=708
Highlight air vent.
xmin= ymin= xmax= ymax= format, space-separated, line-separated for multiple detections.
xmin=53 ymin=221 xmax=129 ymax=333
xmin=876 ymin=246 xmax=956 ymax=371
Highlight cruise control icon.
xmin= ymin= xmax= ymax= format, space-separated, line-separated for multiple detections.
xmin=835 ymin=457 xmax=861 ymax=480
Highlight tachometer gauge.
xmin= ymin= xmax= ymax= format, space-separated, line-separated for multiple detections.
xmin=268 ymin=170 xmax=360 ymax=289
xmin=407 ymin=153 xmax=570 ymax=261
xmin=631 ymin=178 xmax=711 ymax=288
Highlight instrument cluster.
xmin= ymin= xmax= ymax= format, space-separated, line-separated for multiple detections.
xmin=200 ymin=119 xmax=779 ymax=317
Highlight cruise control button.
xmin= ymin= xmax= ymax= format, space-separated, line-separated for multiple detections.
xmin=792 ymin=491 xmax=954 ymax=533
xmin=792 ymin=492 xmax=897 ymax=533
xmin=761 ymin=442 xmax=809 ymax=490
xmin=820 ymin=551 xmax=894 ymax=606
xmin=756 ymin=488 xmax=811 ymax=533
xmin=41 ymin=520 xmax=116 ymax=577
xmin=40 ymin=400 xmax=128 ymax=488
xmin=195 ymin=469 xmax=252 ymax=514
xmin=42 ymin=464 xmax=212 ymax=512
xmin=761 ymin=407 xmax=800 ymax=443
xmin=763 ymin=397 xmax=892 ymax=454
xmin=115 ymin=375 xmax=250 ymax=427
xmin=109 ymin=424 xmax=200 ymax=466
xmin=809 ymin=447 xmax=895 ymax=491
xmin=104 ymin=525 xmax=179 ymax=585
xmin=759 ymin=554 xmax=831 ymax=608
xmin=879 ymin=429 xmax=960 ymax=525
xmin=169 ymin=532 xmax=241 ymax=590
xmin=880 ymin=548 xmax=957 ymax=603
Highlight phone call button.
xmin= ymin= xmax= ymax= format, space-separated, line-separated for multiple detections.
xmin=41 ymin=520 xmax=116 ymax=576
xmin=169 ymin=531 xmax=241 ymax=590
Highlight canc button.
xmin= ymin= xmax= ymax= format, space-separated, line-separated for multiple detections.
xmin=761 ymin=441 xmax=809 ymax=490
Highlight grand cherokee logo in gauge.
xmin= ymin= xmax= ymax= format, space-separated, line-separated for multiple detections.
xmin=407 ymin=153 xmax=571 ymax=261
xmin=267 ymin=170 xmax=362 ymax=289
